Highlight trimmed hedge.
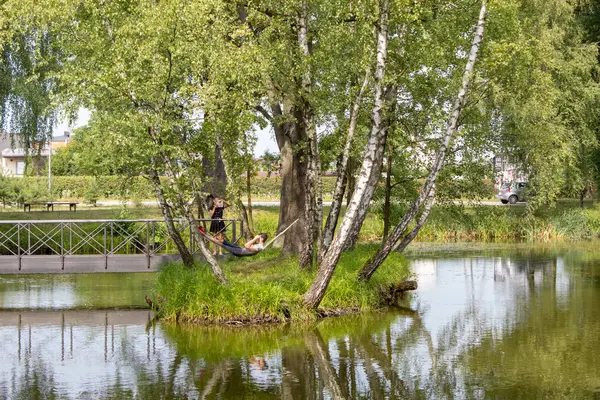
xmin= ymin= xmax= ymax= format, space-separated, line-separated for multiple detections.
xmin=0 ymin=175 xmax=339 ymax=203
xmin=0 ymin=176 xmax=155 ymax=203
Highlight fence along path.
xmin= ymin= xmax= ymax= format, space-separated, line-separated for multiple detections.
xmin=0 ymin=218 xmax=242 ymax=274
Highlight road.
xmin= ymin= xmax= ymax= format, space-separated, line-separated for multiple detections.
xmin=96 ymin=200 xmax=524 ymax=207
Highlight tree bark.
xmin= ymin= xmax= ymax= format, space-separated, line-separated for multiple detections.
xmin=297 ymin=1 xmax=320 ymax=270
xmin=344 ymin=85 xmax=397 ymax=251
xmin=321 ymin=69 xmax=370 ymax=255
xmin=246 ymin=162 xmax=255 ymax=234
xmin=236 ymin=199 xmax=253 ymax=239
xmin=345 ymin=157 xmax=356 ymax=207
xmin=358 ymin=0 xmax=488 ymax=282
xmin=303 ymin=0 xmax=390 ymax=309
xmin=382 ymin=143 xmax=393 ymax=241
xmin=272 ymin=104 xmax=310 ymax=255
xmin=150 ymin=168 xmax=195 ymax=268
xmin=202 ymin=142 xmax=228 ymax=197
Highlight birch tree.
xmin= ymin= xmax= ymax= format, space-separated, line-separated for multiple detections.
xmin=358 ymin=1 xmax=488 ymax=282
xmin=303 ymin=0 xmax=391 ymax=309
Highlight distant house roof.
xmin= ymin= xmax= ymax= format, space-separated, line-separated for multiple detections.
xmin=1 ymin=148 xmax=52 ymax=157
xmin=52 ymin=134 xmax=70 ymax=142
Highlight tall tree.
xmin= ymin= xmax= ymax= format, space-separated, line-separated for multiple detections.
xmin=303 ymin=0 xmax=391 ymax=309
xmin=359 ymin=1 xmax=488 ymax=282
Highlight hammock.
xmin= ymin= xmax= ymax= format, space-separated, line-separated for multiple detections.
xmin=198 ymin=219 xmax=299 ymax=257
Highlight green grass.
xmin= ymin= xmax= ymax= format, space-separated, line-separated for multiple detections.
xmin=418 ymin=202 xmax=600 ymax=242
xmin=153 ymin=244 xmax=410 ymax=324
xmin=247 ymin=202 xmax=600 ymax=246
xmin=0 ymin=205 xmax=163 ymax=220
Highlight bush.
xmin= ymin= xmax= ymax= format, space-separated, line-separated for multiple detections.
xmin=3 ymin=176 xmax=156 ymax=202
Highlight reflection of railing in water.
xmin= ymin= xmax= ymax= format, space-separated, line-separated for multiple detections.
xmin=1 ymin=310 xmax=155 ymax=363
xmin=0 ymin=218 xmax=242 ymax=273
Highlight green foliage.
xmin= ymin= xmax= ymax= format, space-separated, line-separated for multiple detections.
xmin=0 ymin=29 xmax=58 ymax=151
xmin=2 ymin=176 xmax=155 ymax=202
xmin=259 ymin=150 xmax=280 ymax=178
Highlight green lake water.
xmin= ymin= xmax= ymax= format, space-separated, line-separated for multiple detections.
xmin=0 ymin=245 xmax=599 ymax=399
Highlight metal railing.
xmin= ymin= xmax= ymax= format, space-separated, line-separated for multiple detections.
xmin=0 ymin=218 xmax=243 ymax=272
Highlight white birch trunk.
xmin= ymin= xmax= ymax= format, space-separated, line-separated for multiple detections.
xmin=321 ymin=69 xmax=371 ymax=255
xmin=358 ymin=0 xmax=488 ymax=282
xmin=157 ymin=136 xmax=230 ymax=286
xmin=297 ymin=0 xmax=321 ymax=270
xmin=303 ymin=0 xmax=390 ymax=309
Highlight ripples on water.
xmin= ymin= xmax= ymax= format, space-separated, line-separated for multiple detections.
xmin=0 ymin=246 xmax=599 ymax=399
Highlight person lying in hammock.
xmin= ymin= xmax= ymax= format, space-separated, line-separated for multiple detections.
xmin=245 ymin=233 xmax=268 ymax=251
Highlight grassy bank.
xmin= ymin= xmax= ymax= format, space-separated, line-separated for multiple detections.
xmin=153 ymin=245 xmax=410 ymax=324
xmin=418 ymin=203 xmax=600 ymax=242
xmin=247 ymin=202 xmax=600 ymax=244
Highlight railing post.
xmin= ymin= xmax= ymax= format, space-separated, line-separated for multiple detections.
xmin=104 ymin=223 xmax=108 ymax=270
xmin=60 ymin=223 xmax=64 ymax=270
xmin=27 ymin=222 xmax=30 ymax=257
xmin=189 ymin=222 xmax=193 ymax=252
xmin=240 ymin=218 xmax=244 ymax=242
xmin=17 ymin=223 xmax=21 ymax=271
xmin=151 ymin=222 xmax=155 ymax=254
xmin=232 ymin=219 xmax=237 ymax=244
xmin=146 ymin=221 xmax=150 ymax=269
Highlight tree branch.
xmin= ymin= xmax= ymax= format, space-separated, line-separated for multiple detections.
xmin=255 ymin=105 xmax=273 ymax=121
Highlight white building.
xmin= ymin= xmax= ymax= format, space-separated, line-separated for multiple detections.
xmin=492 ymin=154 xmax=528 ymax=189
xmin=0 ymin=132 xmax=71 ymax=177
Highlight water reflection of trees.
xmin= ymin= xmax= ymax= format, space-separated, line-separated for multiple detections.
xmin=157 ymin=311 xmax=437 ymax=399
xmin=459 ymin=256 xmax=600 ymax=398
xmin=4 ymin=251 xmax=600 ymax=399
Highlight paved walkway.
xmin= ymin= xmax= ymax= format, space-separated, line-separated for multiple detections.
xmin=96 ymin=200 xmax=523 ymax=207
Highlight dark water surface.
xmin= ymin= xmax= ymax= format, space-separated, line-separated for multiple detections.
xmin=1 ymin=245 xmax=600 ymax=399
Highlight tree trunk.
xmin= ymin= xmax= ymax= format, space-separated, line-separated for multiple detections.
xmin=274 ymin=109 xmax=310 ymax=254
xmin=297 ymin=1 xmax=320 ymax=270
xmin=246 ymin=162 xmax=255 ymax=233
xmin=345 ymin=157 xmax=357 ymax=207
xmin=202 ymin=142 xmax=228 ymax=197
xmin=181 ymin=206 xmax=230 ymax=286
xmin=358 ymin=1 xmax=488 ymax=282
xmin=152 ymin=134 xmax=230 ymax=285
xmin=382 ymin=143 xmax=393 ymax=241
xmin=149 ymin=169 xmax=195 ymax=268
xmin=303 ymin=0 xmax=390 ymax=309
xmin=359 ymin=185 xmax=435 ymax=282
xmin=236 ymin=199 xmax=254 ymax=239
xmin=321 ymin=69 xmax=370 ymax=254
xmin=344 ymin=85 xmax=397 ymax=251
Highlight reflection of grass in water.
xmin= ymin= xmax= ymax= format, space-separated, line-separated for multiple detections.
xmin=405 ymin=240 xmax=600 ymax=262
xmin=154 ymin=245 xmax=410 ymax=323
xmin=161 ymin=311 xmax=401 ymax=362
xmin=0 ymin=273 xmax=157 ymax=309
xmin=71 ymin=273 xmax=157 ymax=308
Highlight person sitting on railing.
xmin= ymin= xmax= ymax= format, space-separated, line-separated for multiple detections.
xmin=244 ymin=233 xmax=268 ymax=251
